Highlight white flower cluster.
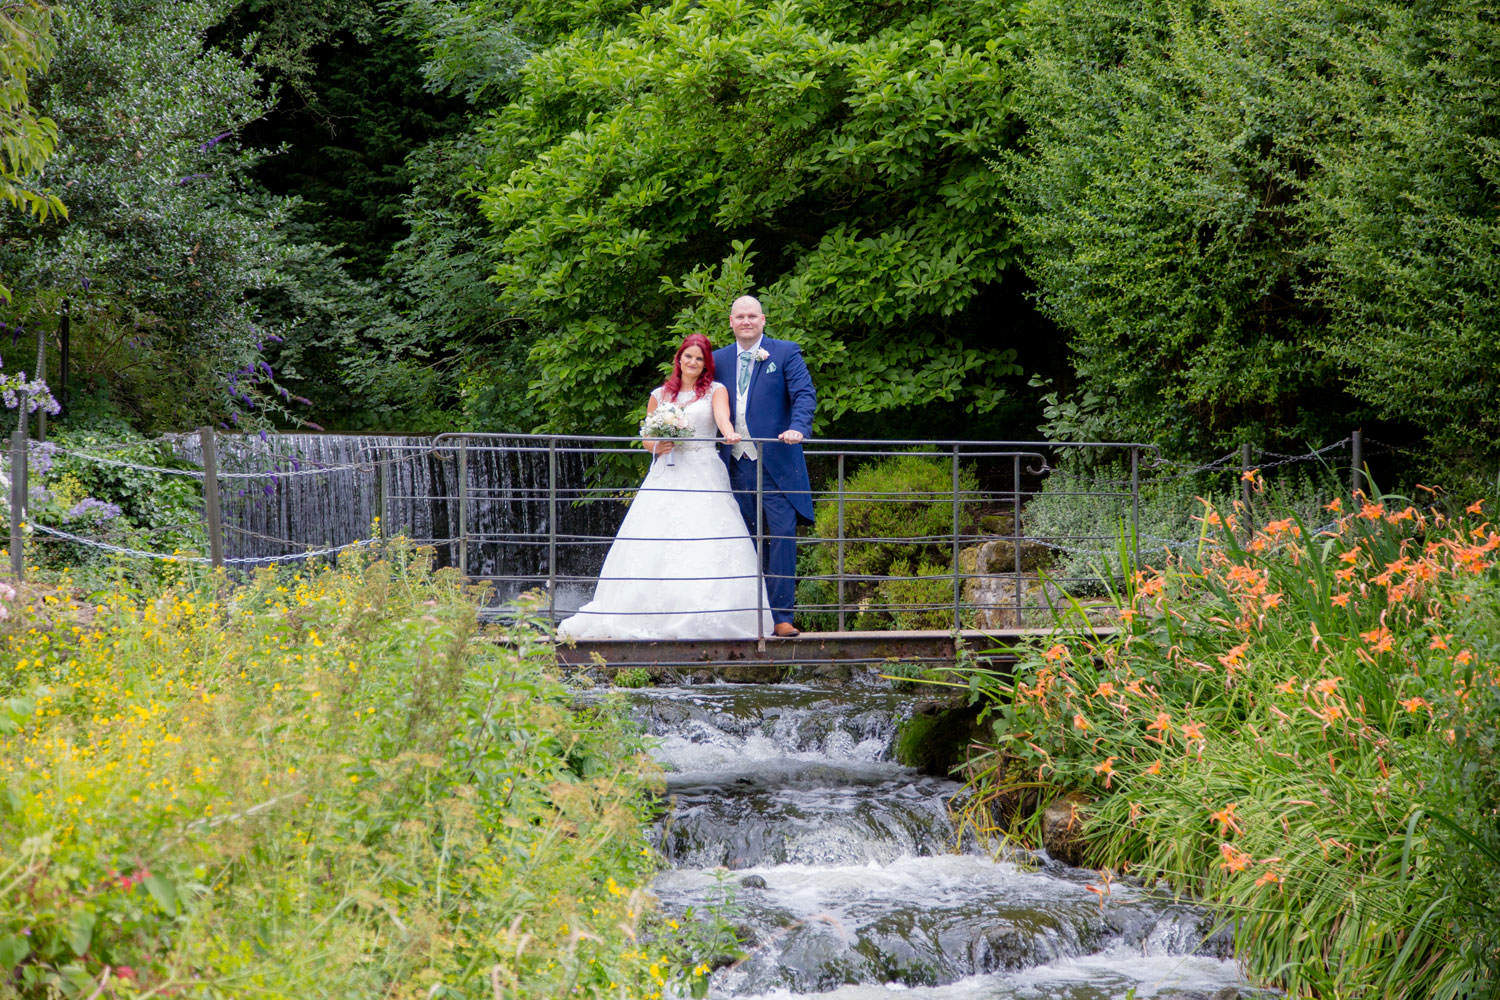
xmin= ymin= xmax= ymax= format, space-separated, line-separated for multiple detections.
xmin=639 ymin=402 xmax=694 ymax=441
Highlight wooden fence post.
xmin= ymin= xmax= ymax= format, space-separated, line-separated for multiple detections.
xmin=9 ymin=425 xmax=26 ymax=580
xmin=198 ymin=427 xmax=225 ymax=569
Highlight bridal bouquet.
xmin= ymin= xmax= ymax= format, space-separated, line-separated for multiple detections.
xmin=640 ymin=403 xmax=694 ymax=465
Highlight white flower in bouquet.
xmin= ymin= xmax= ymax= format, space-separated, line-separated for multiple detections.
xmin=640 ymin=403 xmax=695 ymax=464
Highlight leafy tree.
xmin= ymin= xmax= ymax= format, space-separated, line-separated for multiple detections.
xmin=0 ymin=0 xmax=65 ymax=300
xmin=1006 ymin=0 xmax=1500 ymax=459
xmin=434 ymin=0 xmax=1028 ymax=436
xmin=0 ymin=0 xmax=378 ymax=430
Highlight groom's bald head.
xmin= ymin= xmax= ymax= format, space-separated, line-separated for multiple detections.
xmin=730 ymin=295 xmax=766 ymax=348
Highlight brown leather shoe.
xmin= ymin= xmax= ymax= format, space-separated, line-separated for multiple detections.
xmin=773 ymin=622 xmax=801 ymax=638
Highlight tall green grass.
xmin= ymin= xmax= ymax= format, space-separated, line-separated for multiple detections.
xmin=950 ymin=489 xmax=1500 ymax=998
xmin=0 ymin=543 xmax=720 ymax=998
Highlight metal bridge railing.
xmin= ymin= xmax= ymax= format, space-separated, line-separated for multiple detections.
xmin=429 ymin=433 xmax=1156 ymax=642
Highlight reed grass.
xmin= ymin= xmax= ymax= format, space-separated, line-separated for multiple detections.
xmin=950 ymin=486 xmax=1500 ymax=998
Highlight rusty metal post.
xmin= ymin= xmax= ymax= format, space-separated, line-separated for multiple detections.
xmin=198 ymin=426 xmax=224 ymax=569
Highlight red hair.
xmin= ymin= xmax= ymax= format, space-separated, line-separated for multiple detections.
xmin=660 ymin=333 xmax=716 ymax=402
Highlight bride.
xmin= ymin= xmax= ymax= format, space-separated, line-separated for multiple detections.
xmin=557 ymin=334 xmax=775 ymax=640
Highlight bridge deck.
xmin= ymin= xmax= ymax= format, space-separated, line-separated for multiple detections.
xmin=552 ymin=628 xmax=1038 ymax=675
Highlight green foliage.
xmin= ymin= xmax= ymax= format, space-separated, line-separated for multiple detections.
xmin=436 ymin=0 xmax=1025 ymax=434
xmin=0 ymin=0 xmax=65 ymax=300
xmin=613 ymin=666 xmax=651 ymax=688
xmin=798 ymin=451 xmax=977 ymax=630
xmin=21 ymin=424 xmax=207 ymax=590
xmin=1023 ymin=458 xmax=1342 ymax=595
xmin=0 ymin=0 xmax=297 ymax=427
xmin=1005 ymin=0 xmax=1500 ymax=459
xmin=948 ymin=493 xmax=1500 ymax=997
xmin=0 ymin=545 xmax=720 ymax=997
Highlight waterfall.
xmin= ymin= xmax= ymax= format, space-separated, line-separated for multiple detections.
xmin=605 ymin=681 xmax=1270 ymax=999
xmin=171 ymin=434 xmax=624 ymax=608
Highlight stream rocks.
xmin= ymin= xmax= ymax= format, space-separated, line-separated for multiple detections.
xmin=1040 ymin=791 xmax=1095 ymax=867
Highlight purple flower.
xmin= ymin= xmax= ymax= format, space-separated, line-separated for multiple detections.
xmin=66 ymin=498 xmax=123 ymax=522
xmin=200 ymin=131 xmax=232 ymax=151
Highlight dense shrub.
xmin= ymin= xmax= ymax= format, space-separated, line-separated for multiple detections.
xmin=797 ymin=452 xmax=977 ymax=630
xmin=952 ymin=492 xmax=1500 ymax=997
xmin=0 ymin=544 xmax=717 ymax=998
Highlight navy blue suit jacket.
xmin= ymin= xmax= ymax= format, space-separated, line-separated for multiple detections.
xmin=714 ymin=336 xmax=816 ymax=523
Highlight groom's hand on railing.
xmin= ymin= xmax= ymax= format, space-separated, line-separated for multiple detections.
xmin=778 ymin=430 xmax=804 ymax=444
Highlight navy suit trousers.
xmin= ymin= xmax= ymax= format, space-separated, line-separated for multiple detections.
xmin=728 ymin=454 xmax=798 ymax=624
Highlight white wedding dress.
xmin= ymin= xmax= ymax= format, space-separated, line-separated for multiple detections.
xmin=557 ymin=383 xmax=775 ymax=640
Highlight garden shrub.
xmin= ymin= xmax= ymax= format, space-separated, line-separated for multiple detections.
xmin=0 ymin=542 xmax=719 ymax=999
xmin=797 ymin=452 xmax=977 ymax=631
xmin=950 ymin=492 xmax=1500 ymax=998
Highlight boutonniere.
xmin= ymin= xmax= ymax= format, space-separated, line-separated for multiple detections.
xmin=766 ymin=362 xmax=777 ymax=373
xmin=755 ymin=348 xmax=770 ymax=362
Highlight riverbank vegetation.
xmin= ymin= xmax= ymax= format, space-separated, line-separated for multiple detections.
xmin=0 ymin=544 xmax=717 ymax=998
xmin=953 ymin=490 xmax=1500 ymax=997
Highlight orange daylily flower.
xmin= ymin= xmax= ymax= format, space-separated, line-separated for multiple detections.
xmin=1219 ymin=842 xmax=1252 ymax=873
xmin=1072 ymin=712 xmax=1091 ymax=732
xmin=1466 ymin=500 xmax=1485 ymax=515
xmin=1399 ymin=696 xmax=1430 ymax=713
xmin=1181 ymin=721 xmax=1205 ymax=742
xmin=1095 ymin=681 xmax=1117 ymax=699
xmin=1313 ymin=676 xmax=1342 ymax=697
xmin=1093 ymin=756 xmax=1117 ymax=787
xmin=1255 ymin=869 xmax=1283 ymax=887
xmin=1324 ymin=498 xmax=1343 ymax=513
xmin=1146 ymin=711 xmax=1173 ymax=740
xmin=1330 ymin=592 xmax=1351 ymax=607
xmin=1144 ymin=759 xmax=1164 ymax=775
xmin=1210 ymin=802 xmax=1243 ymax=836
xmin=1455 ymin=649 xmax=1475 ymax=666
xmin=1043 ymin=644 xmax=1068 ymax=663
xmin=1360 ymin=625 xmax=1395 ymax=654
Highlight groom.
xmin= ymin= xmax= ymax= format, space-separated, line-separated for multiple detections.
xmin=715 ymin=295 xmax=817 ymax=638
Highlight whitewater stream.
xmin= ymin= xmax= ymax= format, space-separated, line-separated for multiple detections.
xmin=620 ymin=681 xmax=1270 ymax=1000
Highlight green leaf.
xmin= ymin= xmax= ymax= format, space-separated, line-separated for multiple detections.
xmin=144 ymin=872 xmax=179 ymax=915
xmin=0 ymin=934 xmax=30 ymax=968
xmin=66 ymin=910 xmax=95 ymax=957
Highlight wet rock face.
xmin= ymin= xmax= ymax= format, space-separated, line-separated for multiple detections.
xmin=630 ymin=682 xmax=1262 ymax=999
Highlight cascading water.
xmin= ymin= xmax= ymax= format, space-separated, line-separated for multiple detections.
xmin=618 ymin=681 xmax=1271 ymax=999
xmin=170 ymin=433 xmax=622 ymax=609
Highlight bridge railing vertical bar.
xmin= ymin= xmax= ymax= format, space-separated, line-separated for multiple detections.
xmin=1240 ymin=443 xmax=1254 ymax=536
xmin=836 ymin=453 xmax=846 ymax=632
xmin=9 ymin=424 xmax=26 ymax=580
xmin=951 ymin=444 xmax=961 ymax=631
xmin=756 ymin=453 xmax=766 ymax=651
xmin=1012 ymin=452 xmax=1023 ymax=627
xmin=1350 ymin=429 xmax=1363 ymax=496
xmin=458 ymin=440 xmax=469 ymax=577
xmin=1130 ymin=446 xmax=1141 ymax=572
xmin=547 ymin=439 xmax=557 ymax=621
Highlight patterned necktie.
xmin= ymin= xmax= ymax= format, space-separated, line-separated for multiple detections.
xmin=738 ymin=351 xmax=754 ymax=393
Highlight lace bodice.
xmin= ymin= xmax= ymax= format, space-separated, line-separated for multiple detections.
xmin=650 ymin=382 xmax=724 ymax=452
